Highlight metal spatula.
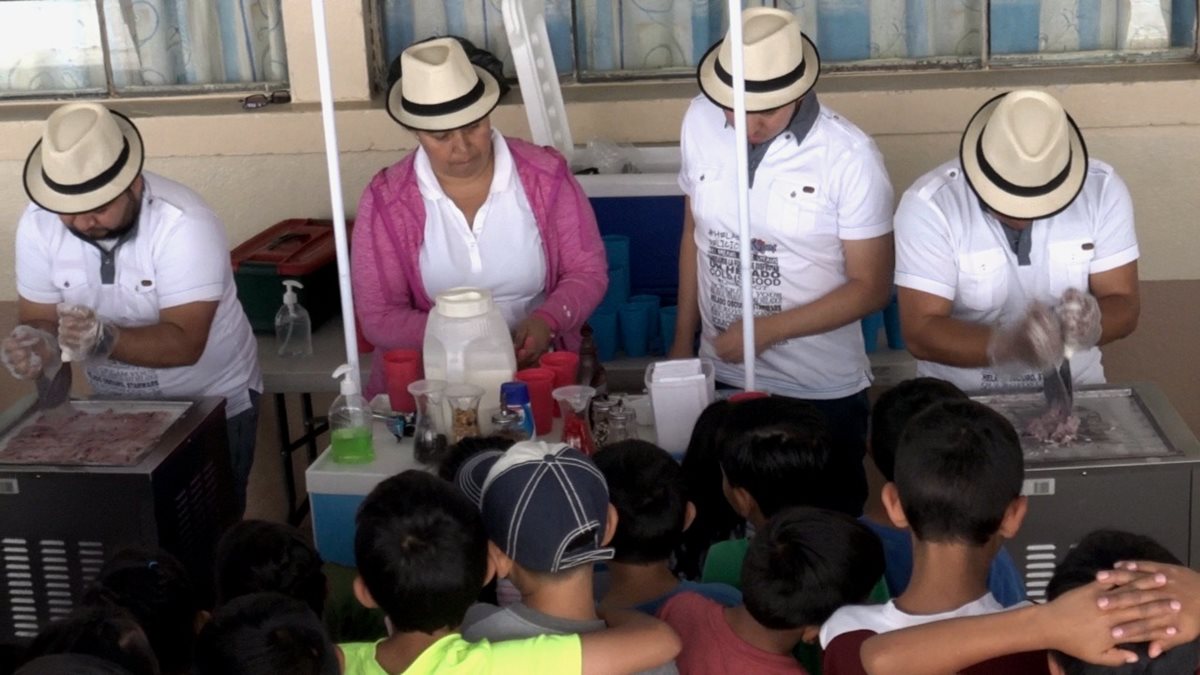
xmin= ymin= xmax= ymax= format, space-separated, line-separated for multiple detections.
xmin=35 ymin=362 xmax=72 ymax=412
xmin=1042 ymin=353 xmax=1074 ymax=418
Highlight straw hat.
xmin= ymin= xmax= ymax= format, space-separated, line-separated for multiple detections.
xmin=697 ymin=8 xmax=821 ymax=112
xmin=24 ymin=103 xmax=144 ymax=215
xmin=960 ymin=90 xmax=1088 ymax=220
xmin=387 ymin=37 xmax=501 ymax=132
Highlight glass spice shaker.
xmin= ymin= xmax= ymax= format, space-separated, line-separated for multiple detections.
xmin=605 ymin=403 xmax=638 ymax=445
xmin=590 ymin=397 xmax=616 ymax=447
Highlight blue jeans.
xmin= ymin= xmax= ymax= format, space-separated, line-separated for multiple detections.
xmin=226 ymin=390 xmax=261 ymax=517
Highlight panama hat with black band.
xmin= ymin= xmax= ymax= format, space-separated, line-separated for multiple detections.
xmin=24 ymin=103 xmax=145 ymax=215
xmin=960 ymin=89 xmax=1089 ymax=221
xmin=387 ymin=37 xmax=502 ymax=132
xmin=697 ymin=7 xmax=821 ymax=113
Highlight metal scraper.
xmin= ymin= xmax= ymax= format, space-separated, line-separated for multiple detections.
xmin=1042 ymin=354 xmax=1074 ymax=419
xmin=35 ymin=361 xmax=73 ymax=413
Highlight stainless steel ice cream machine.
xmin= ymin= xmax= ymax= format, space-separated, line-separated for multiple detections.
xmin=971 ymin=383 xmax=1200 ymax=600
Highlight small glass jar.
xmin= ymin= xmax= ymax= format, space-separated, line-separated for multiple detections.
xmin=408 ymin=379 xmax=448 ymax=465
xmin=590 ymin=397 xmax=616 ymax=447
xmin=605 ymin=404 xmax=637 ymax=445
xmin=444 ymin=382 xmax=484 ymax=443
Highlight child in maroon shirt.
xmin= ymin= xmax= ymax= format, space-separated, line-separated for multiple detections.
xmin=660 ymin=508 xmax=883 ymax=675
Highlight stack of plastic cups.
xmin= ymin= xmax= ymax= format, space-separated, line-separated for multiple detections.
xmin=589 ymin=306 xmax=618 ymax=362
xmin=861 ymin=311 xmax=884 ymax=354
xmin=618 ymin=303 xmax=650 ymax=357
xmin=627 ymin=294 xmax=661 ymax=354
xmin=594 ymin=235 xmax=631 ymax=361
xmin=602 ymin=235 xmax=631 ymax=309
xmin=883 ymin=289 xmax=905 ymax=350
xmin=660 ymin=306 xmax=678 ymax=355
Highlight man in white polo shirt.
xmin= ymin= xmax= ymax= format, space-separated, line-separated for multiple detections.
xmin=668 ymin=8 xmax=895 ymax=514
xmin=2 ymin=103 xmax=262 ymax=513
xmin=894 ymin=90 xmax=1140 ymax=392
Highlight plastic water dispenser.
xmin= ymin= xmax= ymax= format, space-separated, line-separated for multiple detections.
xmin=423 ymin=288 xmax=517 ymax=433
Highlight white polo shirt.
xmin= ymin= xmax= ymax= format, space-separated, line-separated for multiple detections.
xmin=678 ymin=95 xmax=894 ymax=399
xmin=894 ymin=159 xmax=1139 ymax=392
xmin=417 ymin=129 xmax=546 ymax=330
xmin=15 ymin=172 xmax=262 ymax=416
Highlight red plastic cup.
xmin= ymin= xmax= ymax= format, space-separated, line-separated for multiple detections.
xmin=515 ymin=367 xmax=556 ymax=436
xmin=382 ymin=349 xmax=422 ymax=413
xmin=539 ymin=351 xmax=580 ymax=416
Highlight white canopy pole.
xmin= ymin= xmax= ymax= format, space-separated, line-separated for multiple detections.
xmin=309 ymin=0 xmax=361 ymax=389
xmin=726 ymin=0 xmax=756 ymax=392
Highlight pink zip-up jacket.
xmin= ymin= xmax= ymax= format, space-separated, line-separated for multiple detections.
xmin=352 ymin=136 xmax=608 ymax=397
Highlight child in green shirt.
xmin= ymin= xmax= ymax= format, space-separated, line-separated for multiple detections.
xmin=340 ymin=470 xmax=680 ymax=674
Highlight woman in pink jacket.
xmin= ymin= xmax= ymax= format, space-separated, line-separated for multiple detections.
xmin=352 ymin=38 xmax=608 ymax=397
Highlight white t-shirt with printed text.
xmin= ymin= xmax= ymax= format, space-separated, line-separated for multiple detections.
xmin=678 ymin=95 xmax=894 ymax=399
xmin=15 ymin=172 xmax=262 ymax=415
xmin=893 ymin=159 xmax=1139 ymax=392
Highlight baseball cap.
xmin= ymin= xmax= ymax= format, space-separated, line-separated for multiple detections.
xmin=454 ymin=450 xmax=504 ymax=506
xmin=461 ymin=440 xmax=614 ymax=573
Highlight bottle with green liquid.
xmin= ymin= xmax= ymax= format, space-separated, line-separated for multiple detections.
xmin=329 ymin=364 xmax=374 ymax=464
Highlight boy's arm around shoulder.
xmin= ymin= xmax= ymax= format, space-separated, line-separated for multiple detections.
xmin=581 ymin=608 xmax=681 ymax=675
xmin=860 ymin=579 xmax=1179 ymax=675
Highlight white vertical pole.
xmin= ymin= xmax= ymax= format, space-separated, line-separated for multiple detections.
xmin=309 ymin=0 xmax=361 ymax=389
xmin=727 ymin=0 xmax=756 ymax=391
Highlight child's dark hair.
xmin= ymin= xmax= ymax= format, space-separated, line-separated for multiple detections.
xmin=1047 ymin=530 xmax=1198 ymax=674
xmin=742 ymin=507 xmax=884 ymax=629
xmin=437 ymin=435 xmax=516 ymax=483
xmin=894 ymin=399 xmax=1023 ymax=546
xmin=82 ymin=548 xmax=202 ymax=675
xmin=595 ymin=440 xmax=687 ymax=564
xmin=22 ymin=606 xmax=159 ymax=675
xmin=720 ymin=397 xmax=848 ymax=518
xmin=194 ymin=592 xmax=339 ymax=675
xmin=678 ymin=400 xmax=742 ymax=579
xmin=215 ymin=520 xmax=327 ymax=617
xmin=16 ymin=654 xmax=135 ymax=674
xmin=355 ymin=470 xmax=488 ymax=633
xmin=870 ymin=378 xmax=967 ymax=482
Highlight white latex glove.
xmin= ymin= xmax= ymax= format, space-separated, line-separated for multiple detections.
xmin=57 ymin=304 xmax=119 ymax=362
xmin=987 ymin=302 xmax=1065 ymax=373
xmin=1056 ymin=288 xmax=1102 ymax=353
xmin=0 ymin=326 xmax=59 ymax=380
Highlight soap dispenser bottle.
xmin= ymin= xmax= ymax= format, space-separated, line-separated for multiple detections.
xmin=275 ymin=280 xmax=313 ymax=357
xmin=329 ymin=364 xmax=374 ymax=464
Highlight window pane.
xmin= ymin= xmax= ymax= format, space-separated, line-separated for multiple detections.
xmin=782 ymin=0 xmax=983 ymax=62
xmin=0 ymin=0 xmax=107 ymax=95
xmin=575 ymin=0 xmax=726 ymax=73
xmin=575 ymin=0 xmax=983 ymax=76
xmin=379 ymin=0 xmax=574 ymax=79
xmin=102 ymin=0 xmax=288 ymax=90
xmin=990 ymin=0 xmax=1195 ymax=55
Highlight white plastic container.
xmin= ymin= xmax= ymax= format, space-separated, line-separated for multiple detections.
xmin=423 ymin=288 xmax=517 ymax=433
xmin=645 ymin=358 xmax=716 ymax=456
